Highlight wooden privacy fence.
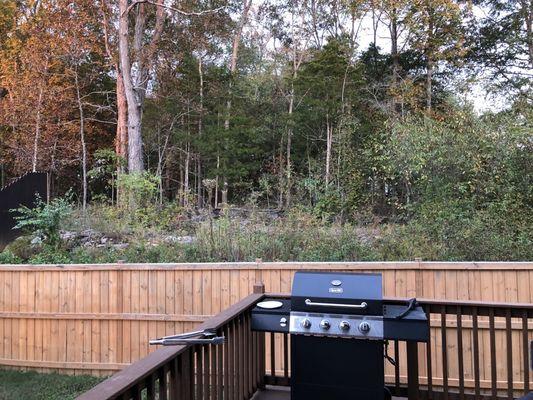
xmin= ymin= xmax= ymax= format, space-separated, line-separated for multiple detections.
xmin=0 ymin=261 xmax=532 ymax=389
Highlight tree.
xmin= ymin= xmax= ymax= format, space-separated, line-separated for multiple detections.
xmin=295 ymin=40 xmax=362 ymax=189
xmin=0 ymin=0 xmax=112 ymax=196
xmin=406 ymin=0 xmax=465 ymax=111
xmin=469 ymin=0 xmax=533 ymax=99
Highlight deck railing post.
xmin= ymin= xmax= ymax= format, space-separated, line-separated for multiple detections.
xmin=254 ymin=258 xmax=265 ymax=294
xmin=406 ymin=341 xmax=420 ymax=400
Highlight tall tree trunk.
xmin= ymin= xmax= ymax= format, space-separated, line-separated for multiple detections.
xmin=132 ymin=3 xmax=147 ymax=126
xmin=285 ymin=4 xmax=302 ymax=209
xmin=521 ymin=0 xmax=533 ymax=67
xmin=223 ymin=0 xmax=253 ymax=205
xmin=390 ymin=8 xmax=401 ymax=113
xmin=118 ymin=0 xmax=144 ymax=172
xmin=426 ymin=57 xmax=433 ymax=112
xmin=115 ymin=71 xmax=128 ymax=204
xmin=286 ymin=86 xmax=294 ymax=209
xmin=278 ymin=141 xmax=284 ymax=208
xmin=215 ymin=154 xmax=219 ymax=207
xmin=426 ymin=2 xmax=434 ymax=112
xmin=325 ymin=114 xmax=332 ymax=187
xmin=134 ymin=1 xmax=164 ymax=113
xmin=184 ymin=142 xmax=190 ymax=207
xmin=74 ymin=69 xmax=87 ymax=211
xmin=371 ymin=0 xmax=381 ymax=44
xmin=116 ymin=71 xmax=128 ymax=160
xmin=183 ymin=102 xmax=190 ymax=207
xmin=99 ymin=0 xmax=127 ymax=200
xmin=197 ymin=58 xmax=204 ymax=208
xmin=32 ymin=86 xmax=44 ymax=172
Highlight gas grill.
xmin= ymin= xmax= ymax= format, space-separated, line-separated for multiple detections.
xmin=252 ymin=271 xmax=429 ymax=400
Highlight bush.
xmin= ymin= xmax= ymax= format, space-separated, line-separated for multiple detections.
xmin=12 ymin=194 xmax=72 ymax=246
xmin=117 ymin=171 xmax=159 ymax=210
xmin=3 ymin=236 xmax=37 ymax=260
xmin=376 ymin=200 xmax=533 ymax=261
xmin=0 ymin=250 xmax=22 ymax=264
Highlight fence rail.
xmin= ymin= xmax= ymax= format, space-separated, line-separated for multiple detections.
xmin=0 ymin=261 xmax=532 ymax=385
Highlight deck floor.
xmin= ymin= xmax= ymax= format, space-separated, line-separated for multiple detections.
xmin=251 ymin=386 xmax=406 ymax=400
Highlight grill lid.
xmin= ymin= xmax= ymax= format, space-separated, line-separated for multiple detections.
xmin=291 ymin=271 xmax=383 ymax=315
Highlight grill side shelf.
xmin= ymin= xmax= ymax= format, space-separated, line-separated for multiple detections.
xmin=383 ymin=304 xmax=429 ymax=342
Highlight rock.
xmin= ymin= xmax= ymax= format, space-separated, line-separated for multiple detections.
xmin=60 ymin=231 xmax=77 ymax=241
xmin=163 ymin=235 xmax=179 ymax=243
xmin=162 ymin=235 xmax=196 ymax=244
xmin=178 ymin=235 xmax=196 ymax=244
xmin=30 ymin=236 xmax=43 ymax=245
xmin=83 ymin=228 xmax=101 ymax=238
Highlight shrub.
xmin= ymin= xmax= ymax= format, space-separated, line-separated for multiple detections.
xmin=12 ymin=194 xmax=72 ymax=246
xmin=3 ymin=236 xmax=37 ymax=260
xmin=0 ymin=250 xmax=22 ymax=264
xmin=117 ymin=172 xmax=160 ymax=210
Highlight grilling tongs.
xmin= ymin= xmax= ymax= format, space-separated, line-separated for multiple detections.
xmin=149 ymin=329 xmax=225 ymax=346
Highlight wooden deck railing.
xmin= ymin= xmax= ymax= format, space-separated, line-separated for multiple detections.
xmin=77 ymin=287 xmax=266 ymax=400
xmin=78 ymin=291 xmax=533 ymax=400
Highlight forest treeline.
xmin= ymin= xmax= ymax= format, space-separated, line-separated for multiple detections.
xmin=0 ymin=0 xmax=531 ymax=261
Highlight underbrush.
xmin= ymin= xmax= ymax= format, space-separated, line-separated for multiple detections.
xmin=1 ymin=201 xmax=531 ymax=264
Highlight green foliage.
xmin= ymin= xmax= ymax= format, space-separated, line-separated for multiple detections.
xmin=373 ymin=107 xmax=533 ymax=260
xmin=3 ymin=236 xmax=36 ymax=260
xmin=313 ymin=189 xmax=343 ymax=221
xmin=377 ymin=201 xmax=532 ymax=261
xmin=88 ymin=148 xmax=125 ymax=201
xmin=191 ymin=214 xmax=378 ymax=262
xmin=12 ymin=194 xmax=73 ymax=246
xmin=0 ymin=250 xmax=21 ymax=264
xmin=116 ymin=171 xmax=160 ymax=210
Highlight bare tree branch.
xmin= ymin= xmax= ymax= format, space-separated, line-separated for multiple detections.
xmin=125 ymin=1 xmax=225 ymax=17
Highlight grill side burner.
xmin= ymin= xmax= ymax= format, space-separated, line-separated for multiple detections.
xmin=251 ymin=271 xmax=429 ymax=400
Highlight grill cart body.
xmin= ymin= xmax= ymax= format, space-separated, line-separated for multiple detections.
xmin=252 ymin=271 xmax=429 ymax=400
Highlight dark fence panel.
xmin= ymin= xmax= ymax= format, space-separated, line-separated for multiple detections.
xmin=0 ymin=172 xmax=48 ymax=250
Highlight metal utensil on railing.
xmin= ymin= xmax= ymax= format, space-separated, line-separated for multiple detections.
xmin=149 ymin=328 xmax=225 ymax=346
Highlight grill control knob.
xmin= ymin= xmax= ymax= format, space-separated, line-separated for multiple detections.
xmin=319 ymin=320 xmax=331 ymax=330
xmin=359 ymin=321 xmax=371 ymax=334
xmin=339 ymin=321 xmax=350 ymax=331
xmin=300 ymin=318 xmax=312 ymax=329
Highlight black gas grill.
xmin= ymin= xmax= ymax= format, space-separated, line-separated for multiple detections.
xmin=252 ymin=271 xmax=429 ymax=400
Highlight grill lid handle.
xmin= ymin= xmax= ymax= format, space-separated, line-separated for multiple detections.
xmin=305 ymin=298 xmax=368 ymax=309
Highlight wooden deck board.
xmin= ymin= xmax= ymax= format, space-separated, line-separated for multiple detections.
xmin=251 ymin=386 xmax=406 ymax=400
